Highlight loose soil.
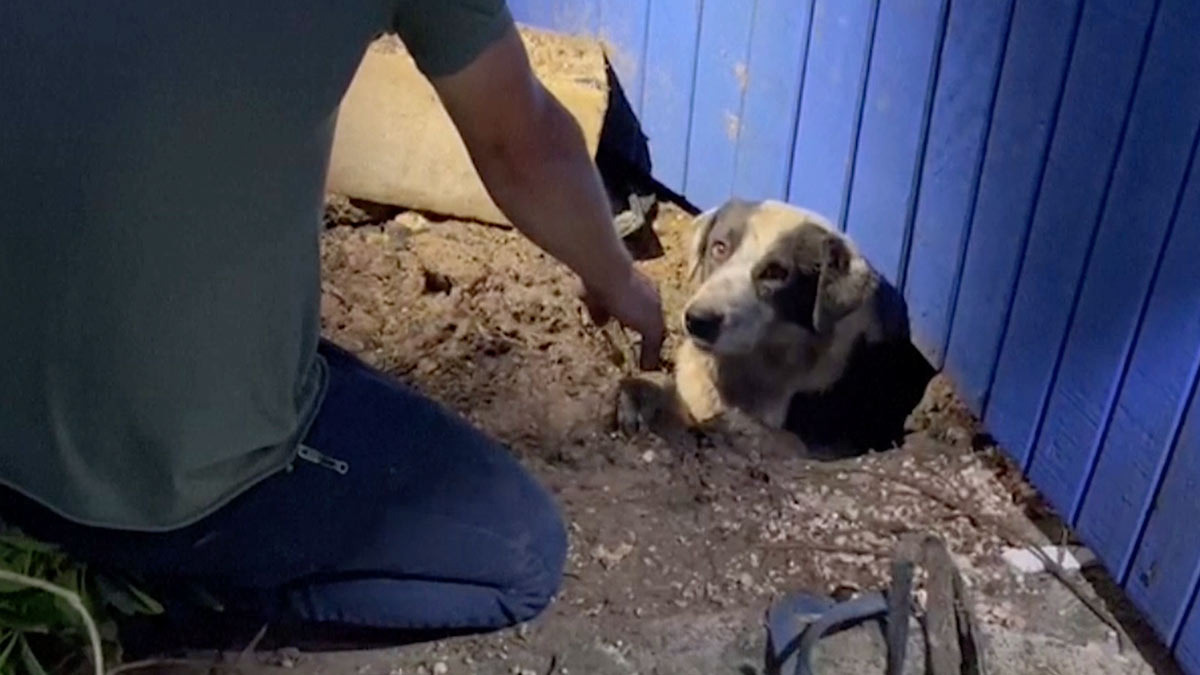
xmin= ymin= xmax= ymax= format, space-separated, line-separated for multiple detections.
xmin=300 ymin=200 xmax=1168 ymax=674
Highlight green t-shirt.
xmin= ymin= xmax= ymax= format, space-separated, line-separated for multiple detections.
xmin=0 ymin=0 xmax=513 ymax=531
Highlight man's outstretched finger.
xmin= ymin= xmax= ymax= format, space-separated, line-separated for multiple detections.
xmin=638 ymin=333 xmax=667 ymax=369
xmin=638 ymin=324 xmax=664 ymax=371
xmin=585 ymin=299 xmax=611 ymax=327
xmin=577 ymin=283 xmax=610 ymax=326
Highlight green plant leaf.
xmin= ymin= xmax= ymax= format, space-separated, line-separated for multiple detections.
xmin=49 ymin=597 xmax=79 ymax=632
xmin=97 ymin=620 xmax=118 ymax=644
xmin=94 ymin=575 xmax=163 ymax=617
xmin=16 ymin=635 xmax=48 ymax=675
xmin=0 ymin=631 xmax=17 ymax=670
xmin=0 ymin=609 xmax=52 ymax=636
xmin=92 ymin=575 xmax=138 ymax=618
xmin=187 ymin=585 xmax=226 ymax=612
xmin=0 ymin=552 xmax=41 ymax=594
xmin=121 ymin=583 xmax=164 ymax=616
xmin=0 ymin=591 xmax=75 ymax=634
xmin=0 ymin=552 xmax=32 ymax=587
xmin=50 ymin=571 xmax=78 ymax=598
xmin=0 ymin=536 xmax=57 ymax=556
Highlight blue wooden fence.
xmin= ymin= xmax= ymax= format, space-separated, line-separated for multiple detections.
xmin=509 ymin=0 xmax=1200 ymax=666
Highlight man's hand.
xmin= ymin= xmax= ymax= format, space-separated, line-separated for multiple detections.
xmin=580 ymin=266 xmax=665 ymax=370
xmin=428 ymin=23 xmax=665 ymax=370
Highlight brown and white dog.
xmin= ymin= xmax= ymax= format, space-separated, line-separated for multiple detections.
xmin=616 ymin=198 xmax=933 ymax=456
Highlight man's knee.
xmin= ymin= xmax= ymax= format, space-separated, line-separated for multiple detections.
xmin=502 ymin=479 xmax=568 ymax=622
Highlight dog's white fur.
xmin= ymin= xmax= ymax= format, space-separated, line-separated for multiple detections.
xmin=616 ymin=199 xmax=895 ymax=436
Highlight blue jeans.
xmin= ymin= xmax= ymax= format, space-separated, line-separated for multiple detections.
xmin=0 ymin=340 xmax=568 ymax=653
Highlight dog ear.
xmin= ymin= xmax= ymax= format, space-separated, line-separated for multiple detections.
xmin=812 ymin=235 xmax=877 ymax=333
xmin=687 ymin=207 xmax=720 ymax=282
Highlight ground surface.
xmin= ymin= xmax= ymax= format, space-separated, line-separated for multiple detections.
xmin=233 ymin=201 xmax=1173 ymax=674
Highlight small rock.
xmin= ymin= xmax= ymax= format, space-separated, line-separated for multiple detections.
xmin=392 ymin=209 xmax=432 ymax=233
xmin=270 ymin=648 xmax=302 ymax=669
xmin=1002 ymin=545 xmax=1096 ymax=574
xmin=591 ymin=542 xmax=635 ymax=569
xmin=432 ymin=663 xmax=448 ymax=675
xmin=945 ymin=425 xmax=970 ymax=446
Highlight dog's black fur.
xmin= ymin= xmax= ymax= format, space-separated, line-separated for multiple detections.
xmin=784 ymin=279 xmax=935 ymax=456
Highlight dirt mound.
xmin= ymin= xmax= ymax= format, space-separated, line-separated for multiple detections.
xmin=318 ymin=202 xmax=1028 ymax=621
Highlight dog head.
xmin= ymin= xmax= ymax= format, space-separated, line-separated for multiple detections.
xmin=681 ymin=199 xmax=879 ymax=356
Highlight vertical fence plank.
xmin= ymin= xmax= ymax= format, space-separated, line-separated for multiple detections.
xmin=903 ymin=0 xmax=1013 ymax=368
xmin=786 ymin=0 xmax=877 ymax=224
xmin=511 ymin=0 xmax=597 ymax=33
xmin=597 ymin=0 xmax=651 ymax=117
xmin=730 ymin=0 xmax=814 ymax=202
xmin=942 ymin=0 xmax=1080 ymax=413
xmin=1076 ymin=143 xmax=1200 ymax=584
xmin=1031 ymin=0 xmax=1200 ymax=524
xmin=842 ymin=0 xmax=950 ymax=284
xmin=684 ymin=1 xmax=758 ymax=209
xmin=508 ymin=0 xmax=554 ymax=27
xmin=1179 ymin=595 xmax=1200 ymax=674
xmin=982 ymin=0 xmax=1158 ymax=467
xmin=506 ymin=0 xmax=530 ymax=23
xmin=1127 ymin=381 xmax=1200 ymax=646
xmin=550 ymin=0 xmax=600 ymax=34
xmin=640 ymin=0 xmax=703 ymax=195
xmin=1022 ymin=0 xmax=1200 ymax=514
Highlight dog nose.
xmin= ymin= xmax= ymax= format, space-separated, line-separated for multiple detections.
xmin=684 ymin=309 xmax=723 ymax=343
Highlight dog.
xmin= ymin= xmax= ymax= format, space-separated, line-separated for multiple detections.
xmin=615 ymin=198 xmax=933 ymax=457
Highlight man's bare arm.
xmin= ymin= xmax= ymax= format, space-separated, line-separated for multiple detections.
xmin=428 ymin=25 xmax=664 ymax=368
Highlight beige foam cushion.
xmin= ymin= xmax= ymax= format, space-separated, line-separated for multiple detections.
xmin=326 ymin=28 xmax=610 ymax=227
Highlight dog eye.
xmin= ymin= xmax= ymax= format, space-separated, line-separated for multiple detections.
xmin=758 ymin=262 xmax=789 ymax=282
xmin=710 ymin=240 xmax=729 ymax=259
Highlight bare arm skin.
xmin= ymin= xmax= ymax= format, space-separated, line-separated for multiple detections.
xmin=428 ymin=25 xmax=664 ymax=369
